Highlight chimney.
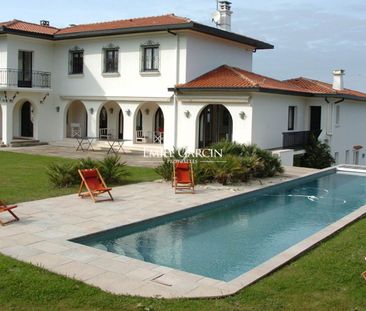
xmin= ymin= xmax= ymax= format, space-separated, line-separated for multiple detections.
xmin=40 ymin=20 xmax=50 ymax=27
xmin=332 ymin=69 xmax=345 ymax=90
xmin=218 ymin=1 xmax=232 ymax=31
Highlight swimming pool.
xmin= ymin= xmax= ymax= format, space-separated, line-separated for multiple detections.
xmin=73 ymin=170 xmax=366 ymax=282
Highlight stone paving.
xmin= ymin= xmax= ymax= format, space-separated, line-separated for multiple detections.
xmin=1 ymin=166 xmax=365 ymax=298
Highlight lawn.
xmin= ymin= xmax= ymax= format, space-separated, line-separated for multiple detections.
xmin=0 ymin=151 xmax=365 ymax=310
xmin=0 ymin=151 xmax=159 ymax=203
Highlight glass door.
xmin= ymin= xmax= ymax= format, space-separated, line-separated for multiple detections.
xmin=18 ymin=51 xmax=33 ymax=88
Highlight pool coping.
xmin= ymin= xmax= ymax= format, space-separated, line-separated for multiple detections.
xmin=1 ymin=166 xmax=365 ymax=298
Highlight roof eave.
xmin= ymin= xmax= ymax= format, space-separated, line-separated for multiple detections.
xmin=2 ymin=27 xmax=54 ymax=40
xmin=191 ymin=22 xmax=273 ymax=50
xmin=174 ymin=86 xmax=311 ymax=97
xmin=313 ymin=93 xmax=366 ymax=102
xmin=54 ymin=23 xmax=193 ymax=40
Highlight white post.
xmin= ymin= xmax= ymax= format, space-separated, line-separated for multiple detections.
xmin=1 ymin=103 xmax=13 ymax=145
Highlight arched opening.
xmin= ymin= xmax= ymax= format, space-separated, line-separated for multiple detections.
xmin=154 ymin=107 xmax=164 ymax=132
xmin=98 ymin=101 xmax=122 ymax=139
xmin=135 ymin=103 xmax=164 ymax=144
xmin=198 ymin=104 xmax=232 ymax=148
xmin=20 ymin=101 xmax=34 ymax=138
xmin=66 ymin=101 xmax=87 ymax=138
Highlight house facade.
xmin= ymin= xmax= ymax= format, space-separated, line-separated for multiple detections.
xmin=1 ymin=2 xmax=366 ymax=165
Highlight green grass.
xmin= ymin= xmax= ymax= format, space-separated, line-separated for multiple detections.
xmin=0 ymin=151 xmax=365 ymax=310
xmin=0 ymin=151 xmax=159 ymax=203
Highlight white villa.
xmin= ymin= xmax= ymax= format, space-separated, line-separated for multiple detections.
xmin=1 ymin=1 xmax=366 ymax=165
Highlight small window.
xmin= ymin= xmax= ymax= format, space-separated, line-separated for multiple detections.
xmin=69 ymin=50 xmax=83 ymax=74
xmin=334 ymin=152 xmax=339 ymax=164
xmin=335 ymin=105 xmax=340 ymax=126
xmin=142 ymin=46 xmax=159 ymax=72
xmin=288 ymin=106 xmax=296 ymax=130
xmin=345 ymin=150 xmax=350 ymax=164
xmin=104 ymin=48 xmax=119 ymax=73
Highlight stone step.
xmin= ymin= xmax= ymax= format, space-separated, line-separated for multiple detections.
xmin=10 ymin=139 xmax=48 ymax=147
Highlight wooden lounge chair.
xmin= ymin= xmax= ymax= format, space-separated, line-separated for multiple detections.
xmin=0 ymin=200 xmax=19 ymax=226
xmin=362 ymin=271 xmax=366 ymax=281
xmin=172 ymin=162 xmax=195 ymax=194
xmin=78 ymin=168 xmax=114 ymax=203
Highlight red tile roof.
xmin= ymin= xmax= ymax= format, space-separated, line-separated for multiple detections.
xmin=176 ymin=65 xmax=307 ymax=93
xmin=0 ymin=19 xmax=58 ymax=35
xmin=0 ymin=15 xmax=272 ymax=49
xmin=285 ymin=77 xmax=366 ymax=98
xmin=176 ymin=65 xmax=366 ymax=100
xmin=56 ymin=14 xmax=190 ymax=35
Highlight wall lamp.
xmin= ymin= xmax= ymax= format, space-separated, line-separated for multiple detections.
xmin=126 ymin=109 xmax=131 ymax=116
xmin=239 ymin=111 xmax=246 ymax=120
xmin=184 ymin=110 xmax=191 ymax=118
xmin=109 ymin=108 xmax=114 ymax=114
xmin=55 ymin=106 xmax=60 ymax=112
xmin=89 ymin=108 xmax=94 ymax=114
xmin=145 ymin=108 xmax=150 ymax=115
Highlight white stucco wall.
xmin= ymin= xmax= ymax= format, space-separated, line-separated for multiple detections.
xmin=323 ymin=99 xmax=366 ymax=165
xmin=0 ymin=36 xmax=7 ymax=68
xmin=251 ymin=93 xmax=307 ymax=149
xmin=6 ymin=35 xmax=54 ymax=73
xmin=52 ymin=33 xmax=178 ymax=97
xmin=185 ymin=33 xmax=253 ymax=81
xmin=175 ymin=95 xmax=253 ymax=152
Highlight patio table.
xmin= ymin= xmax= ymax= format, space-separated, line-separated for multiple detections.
xmin=75 ymin=137 xmax=97 ymax=152
xmin=106 ymin=138 xmax=131 ymax=155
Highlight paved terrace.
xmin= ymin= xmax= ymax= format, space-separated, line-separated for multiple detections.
xmin=2 ymin=166 xmax=350 ymax=298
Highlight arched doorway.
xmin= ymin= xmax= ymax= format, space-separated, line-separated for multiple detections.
xmin=21 ymin=101 xmax=33 ymax=137
xmin=99 ymin=107 xmax=108 ymax=129
xmin=98 ymin=101 xmax=122 ymax=139
xmin=135 ymin=103 xmax=164 ymax=144
xmin=154 ymin=107 xmax=164 ymax=132
xmin=198 ymin=104 xmax=232 ymax=148
xmin=66 ymin=101 xmax=87 ymax=138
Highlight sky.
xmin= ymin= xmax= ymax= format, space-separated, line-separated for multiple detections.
xmin=1 ymin=0 xmax=365 ymax=91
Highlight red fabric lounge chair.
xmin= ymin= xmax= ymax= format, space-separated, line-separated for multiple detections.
xmin=0 ymin=200 xmax=19 ymax=226
xmin=78 ymin=168 xmax=113 ymax=203
xmin=173 ymin=162 xmax=195 ymax=194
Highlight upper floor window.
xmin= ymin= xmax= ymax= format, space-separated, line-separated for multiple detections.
xmin=69 ymin=47 xmax=84 ymax=74
xmin=141 ymin=43 xmax=159 ymax=72
xmin=288 ymin=106 xmax=296 ymax=130
xmin=103 ymin=45 xmax=119 ymax=73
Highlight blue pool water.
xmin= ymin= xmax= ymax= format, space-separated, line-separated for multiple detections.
xmin=73 ymin=171 xmax=366 ymax=281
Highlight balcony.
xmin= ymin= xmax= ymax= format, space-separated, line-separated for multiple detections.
xmin=0 ymin=68 xmax=51 ymax=89
xmin=282 ymin=130 xmax=322 ymax=149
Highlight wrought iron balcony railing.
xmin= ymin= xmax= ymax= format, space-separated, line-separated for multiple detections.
xmin=282 ymin=130 xmax=322 ymax=149
xmin=0 ymin=68 xmax=51 ymax=88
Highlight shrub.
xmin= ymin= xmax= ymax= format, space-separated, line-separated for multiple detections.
xmin=47 ymin=155 xmax=127 ymax=187
xmin=295 ymin=135 xmax=335 ymax=169
xmin=47 ymin=162 xmax=78 ymax=188
xmin=154 ymin=142 xmax=283 ymax=185
xmin=99 ymin=155 xmax=127 ymax=183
